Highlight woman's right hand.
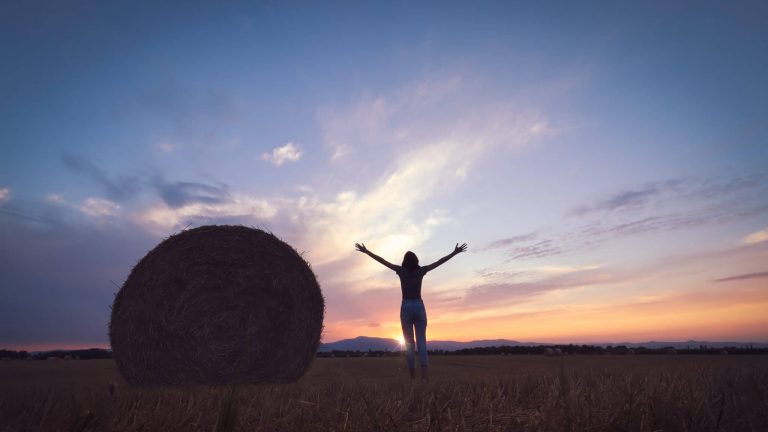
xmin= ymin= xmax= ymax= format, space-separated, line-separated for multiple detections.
xmin=453 ymin=243 xmax=468 ymax=254
xmin=355 ymin=243 xmax=368 ymax=253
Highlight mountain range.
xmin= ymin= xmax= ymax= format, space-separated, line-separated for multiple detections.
xmin=318 ymin=336 xmax=768 ymax=352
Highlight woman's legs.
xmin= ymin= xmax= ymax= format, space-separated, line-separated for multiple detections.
xmin=400 ymin=303 xmax=417 ymax=376
xmin=414 ymin=301 xmax=428 ymax=380
xmin=401 ymin=300 xmax=429 ymax=380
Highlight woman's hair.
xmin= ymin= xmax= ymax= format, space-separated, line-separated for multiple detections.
xmin=402 ymin=251 xmax=420 ymax=271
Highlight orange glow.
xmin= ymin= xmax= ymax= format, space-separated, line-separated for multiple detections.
xmin=321 ymin=274 xmax=768 ymax=344
xmin=5 ymin=342 xmax=110 ymax=352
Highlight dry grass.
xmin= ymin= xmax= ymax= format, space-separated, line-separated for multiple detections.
xmin=1 ymin=355 xmax=767 ymax=431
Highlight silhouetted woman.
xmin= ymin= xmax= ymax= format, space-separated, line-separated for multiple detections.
xmin=355 ymin=242 xmax=468 ymax=380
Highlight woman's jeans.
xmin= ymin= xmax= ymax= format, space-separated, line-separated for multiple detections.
xmin=400 ymin=299 xmax=428 ymax=368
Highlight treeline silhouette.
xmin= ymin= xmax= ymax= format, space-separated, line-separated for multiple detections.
xmin=0 ymin=348 xmax=112 ymax=360
xmin=3 ymin=344 xmax=766 ymax=361
xmin=317 ymin=343 xmax=767 ymax=358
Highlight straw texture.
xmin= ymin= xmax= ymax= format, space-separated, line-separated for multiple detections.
xmin=109 ymin=225 xmax=324 ymax=386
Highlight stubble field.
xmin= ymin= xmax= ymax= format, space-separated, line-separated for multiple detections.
xmin=1 ymin=354 xmax=767 ymax=431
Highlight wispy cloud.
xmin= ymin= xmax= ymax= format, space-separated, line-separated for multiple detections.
xmin=429 ymin=268 xmax=626 ymax=323
xmin=480 ymin=233 xmax=537 ymax=251
xmin=261 ymin=142 xmax=302 ymax=166
xmin=61 ymin=155 xmax=142 ymax=202
xmin=319 ymin=95 xmax=391 ymax=161
xmin=508 ymin=239 xmax=564 ymax=260
xmin=743 ymin=227 xmax=768 ymax=244
xmin=133 ymin=193 xmax=277 ymax=232
xmin=79 ymin=198 xmax=120 ymax=217
xmin=0 ymin=187 xmax=10 ymax=204
xmin=571 ymin=185 xmax=662 ymax=216
xmin=714 ymin=271 xmax=768 ymax=283
xmin=4 ymin=76 xmax=567 ymax=343
xmin=580 ymin=204 xmax=768 ymax=239
xmin=303 ymin=76 xmax=550 ymax=265
xmin=486 ymin=174 xmax=768 ymax=261
xmin=153 ymin=178 xmax=231 ymax=208
xmin=156 ymin=142 xmax=176 ymax=153
xmin=570 ymin=175 xmax=764 ymax=217
xmin=43 ymin=194 xmax=121 ymax=220
xmin=504 ymin=204 xmax=768 ymax=261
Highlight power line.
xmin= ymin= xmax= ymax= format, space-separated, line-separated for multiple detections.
xmin=0 ymin=206 xmax=50 ymax=224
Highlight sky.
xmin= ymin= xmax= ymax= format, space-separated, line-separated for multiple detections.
xmin=1 ymin=1 xmax=767 ymax=351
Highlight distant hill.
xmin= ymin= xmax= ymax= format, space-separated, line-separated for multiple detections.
xmin=319 ymin=336 xmax=768 ymax=352
xmin=318 ymin=336 xmax=400 ymax=352
xmin=319 ymin=337 xmax=532 ymax=352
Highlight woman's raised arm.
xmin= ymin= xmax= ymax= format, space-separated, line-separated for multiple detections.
xmin=423 ymin=243 xmax=467 ymax=272
xmin=355 ymin=243 xmax=399 ymax=271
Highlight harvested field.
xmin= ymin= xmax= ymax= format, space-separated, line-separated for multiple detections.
xmin=1 ymin=355 xmax=767 ymax=431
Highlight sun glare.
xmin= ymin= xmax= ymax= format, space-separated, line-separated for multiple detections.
xmin=395 ymin=335 xmax=405 ymax=346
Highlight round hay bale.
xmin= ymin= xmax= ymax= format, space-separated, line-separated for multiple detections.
xmin=109 ymin=225 xmax=324 ymax=386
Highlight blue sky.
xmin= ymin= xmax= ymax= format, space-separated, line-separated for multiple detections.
xmin=1 ymin=1 xmax=767 ymax=350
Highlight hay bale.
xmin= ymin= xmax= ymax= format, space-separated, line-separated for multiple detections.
xmin=109 ymin=225 xmax=324 ymax=386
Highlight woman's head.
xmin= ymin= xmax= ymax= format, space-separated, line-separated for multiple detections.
xmin=402 ymin=251 xmax=419 ymax=271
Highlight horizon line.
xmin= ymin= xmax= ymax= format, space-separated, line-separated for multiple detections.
xmin=5 ymin=336 xmax=768 ymax=353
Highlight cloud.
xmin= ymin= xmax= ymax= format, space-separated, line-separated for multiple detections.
xmin=570 ymin=175 xmax=765 ymax=217
xmin=261 ymin=142 xmax=302 ymax=166
xmin=580 ymin=204 xmax=768 ymax=239
xmin=317 ymin=75 xmax=549 ymax=165
xmin=0 ymin=206 xmax=50 ymax=224
xmin=691 ymin=175 xmax=765 ymax=200
xmin=508 ymin=203 xmax=768 ymax=261
xmin=133 ymin=193 xmax=278 ymax=232
xmin=46 ymin=194 xmax=64 ymax=204
xmin=436 ymin=267 xmax=625 ymax=313
xmin=508 ymin=239 xmax=564 ymax=260
xmin=0 ymin=187 xmax=10 ymax=203
xmin=714 ymin=271 xmax=768 ymax=283
xmin=434 ymin=282 xmax=768 ymax=342
xmin=743 ymin=228 xmax=768 ymax=244
xmin=489 ymin=174 xmax=768 ymax=261
xmin=69 ymin=79 xmax=548 ymax=259
xmin=319 ymin=95 xmax=392 ymax=161
xmin=79 ymin=198 xmax=120 ymax=217
xmin=571 ymin=186 xmax=661 ymax=216
xmin=61 ymin=154 xmax=141 ymax=201
xmin=153 ymin=179 xmax=230 ymax=208
xmin=531 ymin=264 xmax=602 ymax=274
xmin=42 ymin=194 xmax=120 ymax=220
xmin=480 ymin=233 xmax=537 ymax=251
xmin=303 ymin=77 xmax=550 ymax=266
xmin=5 ymin=76 xmax=559 ymax=345
xmin=156 ymin=142 xmax=175 ymax=153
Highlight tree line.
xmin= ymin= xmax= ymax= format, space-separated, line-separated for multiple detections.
xmin=2 ymin=344 xmax=766 ymax=361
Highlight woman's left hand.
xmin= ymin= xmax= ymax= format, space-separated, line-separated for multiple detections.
xmin=454 ymin=243 xmax=468 ymax=254
xmin=355 ymin=243 xmax=368 ymax=253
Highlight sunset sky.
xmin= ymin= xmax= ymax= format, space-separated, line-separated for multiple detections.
xmin=1 ymin=1 xmax=767 ymax=351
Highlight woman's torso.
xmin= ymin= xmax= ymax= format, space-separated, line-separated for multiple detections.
xmin=396 ymin=266 xmax=427 ymax=300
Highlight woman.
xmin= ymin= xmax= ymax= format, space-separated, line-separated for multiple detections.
xmin=355 ymin=242 xmax=468 ymax=380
